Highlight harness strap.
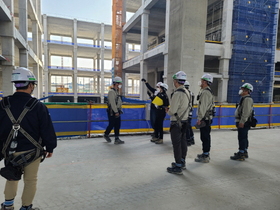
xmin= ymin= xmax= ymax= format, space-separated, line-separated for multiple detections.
xmin=173 ymin=89 xmax=191 ymax=127
xmin=1 ymin=97 xmax=42 ymax=165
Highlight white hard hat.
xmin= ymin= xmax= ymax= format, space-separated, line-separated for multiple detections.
xmin=156 ymin=82 xmax=163 ymax=87
xmin=172 ymin=71 xmax=187 ymax=81
xmin=11 ymin=67 xmax=37 ymax=83
xmin=160 ymin=83 xmax=168 ymax=91
xmin=201 ymin=73 xmax=213 ymax=83
xmin=241 ymin=83 xmax=253 ymax=92
xmin=184 ymin=81 xmax=190 ymax=86
xmin=113 ymin=76 xmax=122 ymax=83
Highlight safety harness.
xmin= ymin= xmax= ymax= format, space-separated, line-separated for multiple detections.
xmin=171 ymin=88 xmax=191 ymax=128
xmin=0 ymin=97 xmax=45 ymax=168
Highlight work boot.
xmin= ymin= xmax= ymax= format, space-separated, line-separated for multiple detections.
xmin=195 ymin=154 xmax=210 ymax=163
xmin=19 ymin=204 xmax=40 ymax=210
xmin=171 ymin=162 xmax=186 ymax=170
xmin=1 ymin=203 xmax=14 ymax=210
xmin=103 ymin=134 xmax=111 ymax=143
xmin=150 ymin=137 xmax=159 ymax=142
xmin=234 ymin=151 xmax=248 ymax=158
xmin=230 ymin=152 xmax=245 ymax=161
xmin=167 ymin=165 xmax=183 ymax=175
xmin=155 ymin=139 xmax=163 ymax=144
xmin=114 ymin=138 xmax=125 ymax=145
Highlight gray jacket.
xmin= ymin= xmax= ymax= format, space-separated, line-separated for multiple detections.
xmin=107 ymin=88 xmax=122 ymax=114
xmin=235 ymin=95 xmax=253 ymax=124
xmin=168 ymin=86 xmax=190 ymax=122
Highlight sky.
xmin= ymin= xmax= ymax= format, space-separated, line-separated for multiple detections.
xmin=41 ymin=0 xmax=113 ymax=24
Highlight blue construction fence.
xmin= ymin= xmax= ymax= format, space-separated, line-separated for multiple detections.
xmin=45 ymin=103 xmax=280 ymax=138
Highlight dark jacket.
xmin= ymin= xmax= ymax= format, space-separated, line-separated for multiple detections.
xmin=0 ymin=92 xmax=57 ymax=155
xmin=155 ymin=91 xmax=169 ymax=111
xmin=145 ymin=82 xmax=158 ymax=110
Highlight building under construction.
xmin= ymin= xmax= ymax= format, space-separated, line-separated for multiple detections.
xmin=121 ymin=0 xmax=280 ymax=103
xmin=1 ymin=0 xmax=280 ymax=103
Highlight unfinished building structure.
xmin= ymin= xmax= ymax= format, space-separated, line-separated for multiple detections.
xmin=122 ymin=0 xmax=280 ymax=103
xmin=0 ymin=0 xmax=43 ymax=99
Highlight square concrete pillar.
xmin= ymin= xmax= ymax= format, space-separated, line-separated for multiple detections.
xmin=167 ymin=0 xmax=207 ymax=96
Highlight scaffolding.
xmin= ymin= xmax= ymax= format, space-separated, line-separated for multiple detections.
xmin=112 ymin=0 xmax=124 ymax=78
xmin=228 ymin=0 xmax=279 ymax=103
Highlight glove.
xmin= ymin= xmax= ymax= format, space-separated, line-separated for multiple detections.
xmin=141 ymin=78 xmax=146 ymax=82
xmin=147 ymin=91 xmax=151 ymax=97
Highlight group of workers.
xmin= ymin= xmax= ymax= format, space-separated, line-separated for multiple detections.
xmin=0 ymin=66 xmax=255 ymax=210
xmin=104 ymin=70 xmax=255 ymax=175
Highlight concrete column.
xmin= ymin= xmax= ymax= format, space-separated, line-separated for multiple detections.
xmin=167 ymin=0 xmax=207 ymax=96
xmin=218 ymin=0 xmax=233 ymax=103
xmin=141 ymin=10 xmax=149 ymax=54
xmin=100 ymin=23 xmax=105 ymax=103
xmin=140 ymin=9 xmax=149 ymax=100
xmin=122 ymin=32 xmax=127 ymax=62
xmin=97 ymin=75 xmax=100 ymax=94
xmin=163 ymin=0 xmax=170 ymax=55
xmin=33 ymin=63 xmax=39 ymax=98
xmin=73 ymin=19 xmax=78 ymax=103
xmin=19 ymin=0 xmax=28 ymax=40
xmin=140 ymin=61 xmax=148 ymax=100
xmin=97 ymin=54 xmax=100 ymax=94
xmin=32 ymin=21 xmax=38 ymax=55
xmin=163 ymin=54 xmax=168 ymax=84
xmin=43 ymin=14 xmax=49 ymax=101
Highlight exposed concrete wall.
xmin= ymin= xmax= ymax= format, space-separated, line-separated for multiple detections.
xmin=167 ymin=0 xmax=207 ymax=97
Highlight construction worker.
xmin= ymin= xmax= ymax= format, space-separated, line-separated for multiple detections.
xmin=141 ymin=79 xmax=162 ymax=137
xmin=184 ymin=81 xmax=195 ymax=146
xmin=166 ymin=71 xmax=190 ymax=175
xmin=0 ymin=67 xmax=57 ymax=210
xmin=195 ymin=73 xmax=214 ymax=163
xmin=150 ymin=83 xmax=169 ymax=144
xmin=230 ymin=83 xmax=254 ymax=161
xmin=104 ymin=76 xmax=124 ymax=144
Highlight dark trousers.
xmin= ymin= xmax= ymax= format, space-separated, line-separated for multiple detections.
xmin=150 ymin=108 xmax=157 ymax=129
xmin=236 ymin=122 xmax=250 ymax=151
xmin=186 ymin=118 xmax=194 ymax=140
xmin=170 ymin=122 xmax=188 ymax=164
xmin=154 ymin=110 xmax=166 ymax=139
xmin=104 ymin=111 xmax=121 ymax=137
xmin=199 ymin=120 xmax=211 ymax=153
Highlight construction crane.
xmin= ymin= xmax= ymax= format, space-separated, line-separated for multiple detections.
xmin=112 ymin=0 xmax=124 ymax=78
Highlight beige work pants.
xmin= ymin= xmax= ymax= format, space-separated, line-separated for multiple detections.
xmin=4 ymin=152 xmax=41 ymax=206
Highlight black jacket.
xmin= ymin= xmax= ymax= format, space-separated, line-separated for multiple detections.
xmin=145 ymin=82 xmax=157 ymax=109
xmin=155 ymin=91 xmax=169 ymax=111
xmin=0 ymin=92 xmax=57 ymax=155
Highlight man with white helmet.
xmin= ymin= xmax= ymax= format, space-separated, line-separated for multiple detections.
xmin=184 ymin=81 xmax=195 ymax=146
xmin=104 ymin=76 xmax=124 ymax=144
xmin=141 ymin=78 xmax=163 ymax=138
xmin=195 ymin=73 xmax=215 ymax=163
xmin=0 ymin=67 xmax=57 ymax=210
xmin=166 ymin=71 xmax=190 ymax=175
xmin=230 ymin=83 xmax=254 ymax=161
xmin=150 ymin=83 xmax=169 ymax=144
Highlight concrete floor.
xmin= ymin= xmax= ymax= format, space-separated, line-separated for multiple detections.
xmin=0 ymin=128 xmax=279 ymax=210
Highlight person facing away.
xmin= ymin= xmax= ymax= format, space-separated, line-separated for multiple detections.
xmin=141 ymin=78 xmax=162 ymax=137
xmin=230 ymin=83 xmax=254 ymax=161
xmin=0 ymin=67 xmax=57 ymax=210
xmin=103 ymin=76 xmax=124 ymax=144
xmin=184 ymin=81 xmax=195 ymax=146
xmin=195 ymin=73 xmax=214 ymax=163
xmin=166 ymin=71 xmax=190 ymax=175
xmin=150 ymin=83 xmax=169 ymax=144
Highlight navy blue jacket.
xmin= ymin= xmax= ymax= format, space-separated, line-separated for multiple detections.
xmin=0 ymin=92 xmax=57 ymax=156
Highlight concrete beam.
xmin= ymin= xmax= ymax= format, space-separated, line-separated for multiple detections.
xmin=0 ymin=0 xmax=12 ymax=21
xmin=123 ymin=7 xmax=142 ymax=33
